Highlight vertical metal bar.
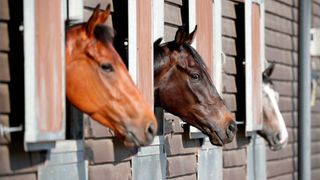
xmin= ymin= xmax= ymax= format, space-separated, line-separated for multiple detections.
xmin=298 ymin=0 xmax=311 ymax=180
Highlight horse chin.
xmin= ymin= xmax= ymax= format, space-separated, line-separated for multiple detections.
xmin=123 ymin=139 xmax=138 ymax=147
xmin=190 ymin=122 xmax=231 ymax=146
xmin=208 ymin=136 xmax=223 ymax=146
xmin=269 ymin=143 xmax=285 ymax=151
xmin=206 ymin=125 xmax=234 ymax=146
xmin=123 ymin=131 xmax=141 ymax=147
xmin=269 ymin=138 xmax=288 ymax=151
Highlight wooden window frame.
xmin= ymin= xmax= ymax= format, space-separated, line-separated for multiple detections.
xmin=245 ymin=0 xmax=265 ymax=135
xmin=24 ymin=0 xmax=66 ymax=151
xmin=24 ymin=0 xmax=83 ymax=151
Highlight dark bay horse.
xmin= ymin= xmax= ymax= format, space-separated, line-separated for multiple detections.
xmin=66 ymin=4 xmax=157 ymax=147
xmin=154 ymin=26 xmax=237 ymax=145
xmin=259 ymin=64 xmax=288 ymax=150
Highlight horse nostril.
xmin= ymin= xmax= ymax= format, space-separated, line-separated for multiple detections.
xmin=147 ymin=123 xmax=156 ymax=137
xmin=274 ymin=133 xmax=281 ymax=143
xmin=228 ymin=121 xmax=237 ymax=133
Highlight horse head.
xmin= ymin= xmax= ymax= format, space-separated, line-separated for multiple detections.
xmin=259 ymin=63 xmax=288 ymax=150
xmin=66 ymin=4 xmax=157 ymax=147
xmin=154 ymin=26 xmax=237 ymax=146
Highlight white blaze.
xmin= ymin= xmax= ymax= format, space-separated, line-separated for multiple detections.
xmin=263 ymin=84 xmax=288 ymax=144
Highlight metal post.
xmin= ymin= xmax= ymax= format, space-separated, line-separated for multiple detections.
xmin=298 ymin=0 xmax=312 ymax=180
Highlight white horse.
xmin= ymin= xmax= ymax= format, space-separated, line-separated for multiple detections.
xmin=258 ymin=64 xmax=288 ymax=151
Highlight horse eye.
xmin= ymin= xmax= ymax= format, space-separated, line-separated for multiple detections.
xmin=190 ymin=73 xmax=200 ymax=80
xmin=101 ymin=63 xmax=114 ymax=72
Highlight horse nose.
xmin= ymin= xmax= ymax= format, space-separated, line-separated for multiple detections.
xmin=227 ymin=121 xmax=237 ymax=138
xmin=274 ymin=133 xmax=281 ymax=143
xmin=146 ymin=123 xmax=157 ymax=142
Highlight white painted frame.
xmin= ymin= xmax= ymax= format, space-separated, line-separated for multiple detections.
xmin=128 ymin=0 xmax=138 ymax=84
xmin=245 ymin=0 xmax=265 ymax=134
xmin=67 ymin=0 xmax=83 ymax=21
xmin=188 ymin=0 xmax=196 ymax=48
xmin=24 ymin=0 xmax=66 ymax=150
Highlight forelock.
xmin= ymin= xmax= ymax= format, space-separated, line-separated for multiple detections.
xmin=94 ymin=25 xmax=115 ymax=44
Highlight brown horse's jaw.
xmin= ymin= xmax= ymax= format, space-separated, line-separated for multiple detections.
xmin=123 ymin=131 xmax=141 ymax=147
xmin=190 ymin=122 xmax=227 ymax=146
xmin=208 ymin=132 xmax=224 ymax=146
xmin=123 ymin=131 xmax=154 ymax=147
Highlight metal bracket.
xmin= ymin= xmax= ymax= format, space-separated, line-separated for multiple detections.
xmin=0 ymin=124 xmax=23 ymax=137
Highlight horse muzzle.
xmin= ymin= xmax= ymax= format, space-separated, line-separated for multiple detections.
xmin=267 ymin=133 xmax=288 ymax=151
xmin=204 ymin=120 xmax=237 ymax=146
xmin=123 ymin=122 xmax=157 ymax=147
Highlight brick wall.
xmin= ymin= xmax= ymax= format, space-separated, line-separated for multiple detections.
xmin=0 ymin=0 xmax=45 ymax=179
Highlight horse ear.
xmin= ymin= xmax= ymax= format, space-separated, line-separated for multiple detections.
xmin=174 ymin=25 xmax=197 ymax=45
xmin=100 ymin=4 xmax=111 ymax=23
xmin=185 ymin=25 xmax=197 ymax=45
xmin=175 ymin=26 xmax=188 ymax=45
xmin=263 ymin=63 xmax=275 ymax=77
xmin=154 ymin=38 xmax=163 ymax=47
xmin=86 ymin=4 xmax=111 ymax=36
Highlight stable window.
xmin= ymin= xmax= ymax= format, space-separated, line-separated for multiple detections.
xmin=24 ymin=0 xmax=66 ymax=151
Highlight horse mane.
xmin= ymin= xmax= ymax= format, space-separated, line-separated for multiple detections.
xmin=182 ymin=44 xmax=208 ymax=70
xmin=183 ymin=44 xmax=215 ymax=87
xmin=153 ymin=42 xmax=168 ymax=72
xmin=263 ymin=73 xmax=273 ymax=85
xmin=93 ymin=25 xmax=114 ymax=44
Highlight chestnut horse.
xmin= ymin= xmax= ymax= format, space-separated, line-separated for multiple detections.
xmin=66 ymin=4 xmax=157 ymax=146
xmin=259 ymin=64 xmax=288 ymax=150
xmin=154 ymin=26 xmax=237 ymax=145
